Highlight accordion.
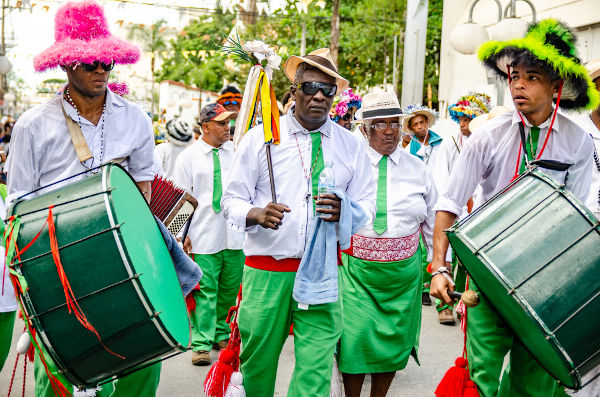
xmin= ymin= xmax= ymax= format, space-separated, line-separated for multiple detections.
xmin=150 ymin=176 xmax=198 ymax=235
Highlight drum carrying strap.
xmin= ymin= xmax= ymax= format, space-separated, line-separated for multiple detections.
xmin=518 ymin=122 xmax=572 ymax=172
xmin=61 ymin=99 xmax=127 ymax=166
xmin=61 ymin=100 xmax=93 ymax=163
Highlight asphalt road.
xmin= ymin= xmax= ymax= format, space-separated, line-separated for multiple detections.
xmin=0 ymin=297 xmax=463 ymax=396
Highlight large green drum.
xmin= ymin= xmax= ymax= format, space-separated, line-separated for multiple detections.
xmin=7 ymin=164 xmax=190 ymax=388
xmin=447 ymin=169 xmax=600 ymax=389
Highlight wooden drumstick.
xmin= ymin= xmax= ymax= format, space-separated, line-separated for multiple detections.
xmin=447 ymin=290 xmax=480 ymax=307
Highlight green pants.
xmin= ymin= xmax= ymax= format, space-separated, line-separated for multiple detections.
xmin=34 ymin=348 xmax=161 ymax=397
xmin=238 ymin=265 xmax=342 ymax=397
xmin=190 ymin=249 xmax=245 ymax=351
xmin=466 ymin=282 xmax=556 ymax=397
xmin=0 ymin=310 xmax=15 ymax=372
xmin=419 ymin=236 xmax=430 ymax=292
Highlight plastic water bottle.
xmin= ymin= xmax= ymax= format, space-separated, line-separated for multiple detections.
xmin=317 ymin=161 xmax=335 ymax=218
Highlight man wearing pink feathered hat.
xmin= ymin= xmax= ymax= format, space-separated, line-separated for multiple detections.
xmin=5 ymin=1 xmax=161 ymax=396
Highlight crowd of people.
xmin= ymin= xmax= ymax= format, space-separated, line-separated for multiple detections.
xmin=0 ymin=1 xmax=599 ymax=397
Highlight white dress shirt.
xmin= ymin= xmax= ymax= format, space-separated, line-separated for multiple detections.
xmin=155 ymin=141 xmax=189 ymax=180
xmin=221 ymin=110 xmax=376 ymax=260
xmin=6 ymin=88 xmax=155 ymax=203
xmin=436 ymin=110 xmax=594 ymax=216
xmin=404 ymin=136 xmax=443 ymax=170
xmin=576 ymin=114 xmax=600 ymax=216
xmin=173 ymin=139 xmax=243 ymax=255
xmin=357 ymin=144 xmax=448 ymax=261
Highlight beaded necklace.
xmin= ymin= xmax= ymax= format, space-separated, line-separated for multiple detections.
xmin=65 ymin=86 xmax=106 ymax=168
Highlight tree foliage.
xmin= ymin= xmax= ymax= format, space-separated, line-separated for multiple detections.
xmin=156 ymin=0 xmax=443 ymax=107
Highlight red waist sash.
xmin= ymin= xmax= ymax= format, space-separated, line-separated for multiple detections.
xmin=245 ymin=255 xmax=301 ymax=272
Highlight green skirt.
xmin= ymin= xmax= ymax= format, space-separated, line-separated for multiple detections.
xmin=338 ymin=249 xmax=422 ymax=374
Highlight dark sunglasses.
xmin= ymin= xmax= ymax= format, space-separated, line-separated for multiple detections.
xmin=296 ymin=81 xmax=337 ymax=97
xmin=80 ymin=60 xmax=115 ymax=72
xmin=341 ymin=113 xmax=353 ymax=121
xmin=223 ymin=100 xmax=239 ymax=106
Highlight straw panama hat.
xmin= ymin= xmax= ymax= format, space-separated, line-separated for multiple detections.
xmin=354 ymin=92 xmax=406 ymax=124
xmin=33 ymin=0 xmax=140 ymax=72
xmin=284 ymin=48 xmax=350 ymax=93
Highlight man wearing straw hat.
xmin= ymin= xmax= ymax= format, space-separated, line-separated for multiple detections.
xmin=221 ymin=48 xmax=375 ymax=397
xmin=6 ymin=1 xmax=175 ymax=396
xmin=430 ymin=19 xmax=597 ymax=396
xmin=338 ymin=92 xmax=446 ymax=396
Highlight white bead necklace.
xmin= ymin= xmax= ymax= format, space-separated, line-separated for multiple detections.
xmin=65 ymin=87 xmax=106 ymax=168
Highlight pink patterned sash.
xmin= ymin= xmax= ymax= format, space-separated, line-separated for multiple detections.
xmin=343 ymin=230 xmax=420 ymax=262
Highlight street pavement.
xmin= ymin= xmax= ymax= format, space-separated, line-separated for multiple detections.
xmin=0 ymin=297 xmax=463 ymax=396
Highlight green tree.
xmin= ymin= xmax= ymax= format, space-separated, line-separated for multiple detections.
xmin=159 ymin=0 xmax=443 ymax=108
xmin=128 ymin=19 xmax=169 ymax=113
xmin=156 ymin=12 xmax=237 ymax=93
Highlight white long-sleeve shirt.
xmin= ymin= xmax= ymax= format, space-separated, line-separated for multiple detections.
xmin=155 ymin=141 xmax=189 ymax=180
xmin=221 ymin=111 xmax=376 ymax=260
xmin=576 ymin=114 xmax=600 ymax=217
xmin=6 ymin=89 xmax=154 ymax=203
xmin=173 ymin=139 xmax=243 ymax=254
xmin=357 ymin=144 xmax=449 ymax=261
xmin=436 ymin=110 xmax=593 ymax=216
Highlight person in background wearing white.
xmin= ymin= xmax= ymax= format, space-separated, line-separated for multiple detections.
xmin=173 ymin=103 xmax=244 ymax=367
xmin=154 ymin=118 xmax=193 ymax=180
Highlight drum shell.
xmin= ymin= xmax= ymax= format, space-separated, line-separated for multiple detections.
xmin=447 ymin=171 xmax=600 ymax=389
xmin=8 ymin=165 xmax=190 ymax=387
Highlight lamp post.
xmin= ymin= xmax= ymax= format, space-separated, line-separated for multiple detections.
xmin=448 ymin=0 xmax=537 ymax=106
xmin=449 ymin=0 xmax=537 ymax=55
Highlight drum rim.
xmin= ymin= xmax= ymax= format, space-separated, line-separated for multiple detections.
xmin=101 ymin=164 xmax=190 ymax=352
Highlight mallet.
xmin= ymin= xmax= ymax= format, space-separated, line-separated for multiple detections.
xmin=447 ymin=290 xmax=480 ymax=307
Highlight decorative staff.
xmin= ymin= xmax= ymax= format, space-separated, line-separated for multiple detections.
xmin=222 ymin=37 xmax=282 ymax=203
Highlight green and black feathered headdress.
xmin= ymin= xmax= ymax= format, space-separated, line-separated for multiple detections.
xmin=478 ymin=18 xmax=600 ymax=111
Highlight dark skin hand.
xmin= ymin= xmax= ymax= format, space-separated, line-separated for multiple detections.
xmin=246 ymin=203 xmax=291 ymax=230
xmin=313 ymin=193 xmax=341 ymax=222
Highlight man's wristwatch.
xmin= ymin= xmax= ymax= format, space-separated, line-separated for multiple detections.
xmin=431 ymin=266 xmax=453 ymax=280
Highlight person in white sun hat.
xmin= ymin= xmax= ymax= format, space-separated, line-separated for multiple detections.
xmin=339 ymin=92 xmax=450 ymax=397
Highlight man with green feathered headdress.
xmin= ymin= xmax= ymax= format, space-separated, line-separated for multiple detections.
xmin=430 ymin=18 xmax=598 ymax=397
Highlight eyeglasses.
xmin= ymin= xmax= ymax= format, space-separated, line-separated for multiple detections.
xmin=296 ymin=81 xmax=337 ymax=97
xmin=367 ymin=122 xmax=401 ymax=132
xmin=341 ymin=113 xmax=353 ymax=121
xmin=223 ymin=100 xmax=239 ymax=106
xmin=80 ymin=60 xmax=115 ymax=72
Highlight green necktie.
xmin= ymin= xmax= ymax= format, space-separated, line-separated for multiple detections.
xmin=212 ymin=148 xmax=222 ymax=213
xmin=373 ymin=155 xmax=388 ymax=235
xmin=519 ymin=126 xmax=540 ymax=174
xmin=310 ymin=131 xmax=324 ymax=199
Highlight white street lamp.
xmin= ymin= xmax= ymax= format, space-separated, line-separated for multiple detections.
xmin=449 ymin=0 xmax=537 ymax=55
xmin=449 ymin=0 xmax=502 ymax=55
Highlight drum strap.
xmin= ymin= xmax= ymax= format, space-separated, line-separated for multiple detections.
xmin=61 ymin=100 xmax=93 ymax=163
xmin=518 ymin=122 xmax=571 ymax=172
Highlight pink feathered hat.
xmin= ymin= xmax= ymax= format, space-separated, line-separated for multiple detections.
xmin=33 ymin=0 xmax=140 ymax=72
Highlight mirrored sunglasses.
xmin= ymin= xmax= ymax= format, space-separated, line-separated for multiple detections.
xmin=297 ymin=81 xmax=337 ymax=97
xmin=81 ymin=60 xmax=115 ymax=72
xmin=223 ymin=100 xmax=239 ymax=106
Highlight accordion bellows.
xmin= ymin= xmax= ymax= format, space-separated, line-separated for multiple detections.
xmin=150 ymin=176 xmax=198 ymax=235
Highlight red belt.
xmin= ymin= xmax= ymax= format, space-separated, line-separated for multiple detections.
xmin=245 ymin=256 xmax=301 ymax=272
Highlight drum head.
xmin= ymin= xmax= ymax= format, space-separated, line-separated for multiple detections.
xmin=105 ymin=165 xmax=190 ymax=348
